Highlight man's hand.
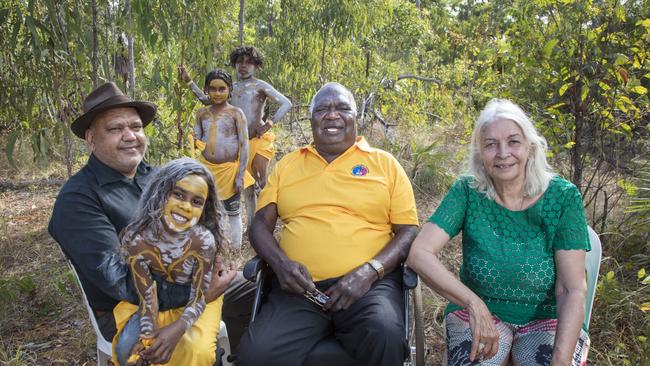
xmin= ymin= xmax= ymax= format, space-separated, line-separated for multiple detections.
xmin=178 ymin=65 xmax=190 ymax=83
xmin=273 ymin=259 xmax=316 ymax=295
xmin=234 ymin=175 xmax=244 ymax=195
xmin=324 ymin=263 xmax=377 ymax=312
xmin=205 ymin=256 xmax=236 ymax=302
xmin=140 ymin=321 xmax=186 ymax=364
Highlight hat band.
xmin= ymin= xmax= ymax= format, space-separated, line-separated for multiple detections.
xmin=84 ymin=94 xmax=134 ymax=113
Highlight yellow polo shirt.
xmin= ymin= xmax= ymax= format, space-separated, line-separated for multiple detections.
xmin=257 ymin=136 xmax=419 ymax=281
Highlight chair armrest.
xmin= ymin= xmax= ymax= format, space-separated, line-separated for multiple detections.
xmin=243 ymin=256 xmax=266 ymax=282
xmin=403 ymin=266 xmax=418 ymax=290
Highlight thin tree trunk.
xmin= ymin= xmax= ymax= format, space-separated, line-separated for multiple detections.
xmin=572 ymin=114 xmax=584 ymax=190
xmin=176 ymin=85 xmax=184 ymax=150
xmin=177 ymin=46 xmax=185 ymax=150
xmin=571 ymin=79 xmax=584 ymax=191
xmin=92 ymin=0 xmax=98 ymax=87
xmin=125 ymin=0 xmax=136 ymax=97
xmin=54 ymin=77 xmax=73 ymax=178
xmin=267 ymin=4 xmax=273 ymax=37
xmin=239 ymin=0 xmax=245 ymax=45
xmin=62 ymin=99 xmax=73 ymax=178
xmin=365 ymin=50 xmax=370 ymax=79
xmin=320 ymin=30 xmax=327 ymax=82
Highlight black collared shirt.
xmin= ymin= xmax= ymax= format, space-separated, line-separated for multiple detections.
xmin=49 ymin=154 xmax=188 ymax=312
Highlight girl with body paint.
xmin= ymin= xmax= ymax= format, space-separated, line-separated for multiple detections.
xmin=112 ymin=158 xmax=230 ymax=366
xmin=190 ymin=69 xmax=254 ymax=252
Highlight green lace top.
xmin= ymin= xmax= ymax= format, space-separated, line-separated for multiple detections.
xmin=429 ymin=175 xmax=590 ymax=325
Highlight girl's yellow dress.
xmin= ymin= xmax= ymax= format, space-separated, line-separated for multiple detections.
xmin=112 ymin=296 xmax=223 ymax=365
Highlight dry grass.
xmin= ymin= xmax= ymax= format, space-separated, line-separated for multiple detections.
xmin=0 ymin=186 xmax=97 ymax=365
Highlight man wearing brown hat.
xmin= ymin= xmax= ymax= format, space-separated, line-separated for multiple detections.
xmin=48 ymin=82 xmax=253 ymax=360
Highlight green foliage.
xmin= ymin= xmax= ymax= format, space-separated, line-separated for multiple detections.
xmin=0 ymin=275 xmax=36 ymax=302
xmin=0 ymin=343 xmax=35 ymax=366
xmin=595 ymin=266 xmax=650 ymax=365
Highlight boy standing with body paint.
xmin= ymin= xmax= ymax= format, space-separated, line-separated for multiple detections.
xmin=193 ymin=70 xmax=254 ymax=251
xmin=179 ymin=46 xmax=292 ymax=228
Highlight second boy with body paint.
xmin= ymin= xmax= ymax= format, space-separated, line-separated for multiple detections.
xmin=179 ymin=45 xmax=292 ymax=229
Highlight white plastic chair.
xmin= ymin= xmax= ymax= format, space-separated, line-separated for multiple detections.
xmin=63 ymin=258 xmax=113 ymax=366
xmin=218 ymin=320 xmax=233 ymax=366
xmin=64 ymin=257 xmax=232 ymax=366
xmin=584 ymin=226 xmax=602 ymax=330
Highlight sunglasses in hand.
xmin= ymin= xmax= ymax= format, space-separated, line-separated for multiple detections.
xmin=304 ymin=289 xmax=330 ymax=310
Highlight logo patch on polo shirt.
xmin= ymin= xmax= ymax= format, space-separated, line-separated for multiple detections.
xmin=351 ymin=164 xmax=369 ymax=176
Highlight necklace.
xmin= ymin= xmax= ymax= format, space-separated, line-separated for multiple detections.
xmin=496 ymin=193 xmax=527 ymax=211
xmin=518 ymin=195 xmax=526 ymax=211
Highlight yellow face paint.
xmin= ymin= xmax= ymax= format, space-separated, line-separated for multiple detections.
xmin=162 ymin=174 xmax=209 ymax=233
xmin=208 ymin=79 xmax=229 ymax=105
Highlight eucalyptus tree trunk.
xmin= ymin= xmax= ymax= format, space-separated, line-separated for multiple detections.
xmin=320 ymin=30 xmax=327 ymax=82
xmin=571 ymin=92 xmax=585 ymax=191
xmin=176 ymin=45 xmax=186 ymax=151
xmin=365 ymin=50 xmax=370 ymax=79
xmin=239 ymin=0 xmax=245 ymax=45
xmin=125 ymin=0 xmax=136 ymax=97
xmin=92 ymin=0 xmax=98 ymax=87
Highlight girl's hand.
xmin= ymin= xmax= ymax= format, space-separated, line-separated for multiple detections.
xmin=467 ymin=300 xmax=499 ymax=361
xmin=125 ymin=340 xmax=146 ymax=366
xmin=140 ymin=321 xmax=186 ymax=364
xmin=125 ymin=337 xmax=154 ymax=366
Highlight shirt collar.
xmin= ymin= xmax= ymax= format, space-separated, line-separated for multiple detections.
xmin=301 ymin=136 xmax=372 ymax=156
xmin=88 ymin=154 xmax=151 ymax=186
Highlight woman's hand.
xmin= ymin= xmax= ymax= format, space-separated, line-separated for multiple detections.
xmin=140 ymin=321 xmax=186 ymax=364
xmin=467 ymin=300 xmax=499 ymax=362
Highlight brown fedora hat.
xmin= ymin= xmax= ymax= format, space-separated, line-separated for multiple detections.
xmin=71 ymin=82 xmax=157 ymax=139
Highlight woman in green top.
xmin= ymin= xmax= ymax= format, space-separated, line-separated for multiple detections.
xmin=407 ymin=99 xmax=590 ymax=366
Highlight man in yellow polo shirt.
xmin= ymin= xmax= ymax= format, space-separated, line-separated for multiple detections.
xmin=238 ymin=82 xmax=419 ymax=366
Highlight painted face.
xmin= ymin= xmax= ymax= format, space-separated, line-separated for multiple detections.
xmin=86 ymin=107 xmax=147 ymax=178
xmin=235 ymin=55 xmax=256 ymax=80
xmin=480 ymin=118 xmax=531 ymax=187
xmin=162 ymin=174 xmax=209 ymax=233
xmin=310 ymin=85 xmax=357 ymax=160
xmin=207 ymin=78 xmax=229 ymax=105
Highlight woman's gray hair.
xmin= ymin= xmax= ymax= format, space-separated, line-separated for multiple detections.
xmin=121 ymin=158 xmax=229 ymax=252
xmin=468 ymin=98 xmax=555 ymax=200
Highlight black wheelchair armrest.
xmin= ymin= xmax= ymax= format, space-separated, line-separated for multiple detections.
xmin=243 ymin=256 xmax=267 ymax=282
xmin=403 ymin=265 xmax=418 ymax=290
